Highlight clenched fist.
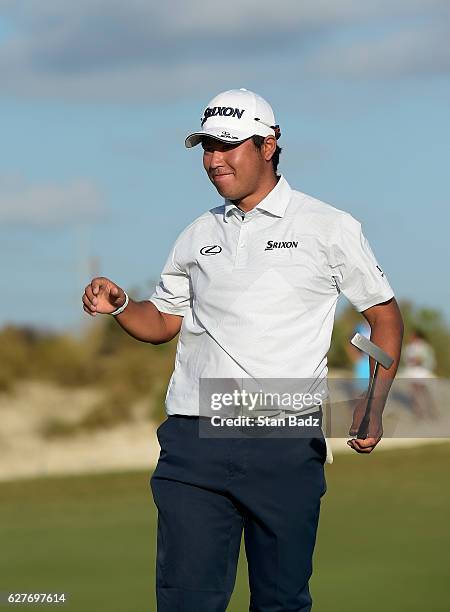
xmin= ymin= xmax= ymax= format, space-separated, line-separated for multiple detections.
xmin=82 ymin=277 xmax=126 ymax=317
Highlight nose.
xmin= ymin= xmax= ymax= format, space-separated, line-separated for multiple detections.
xmin=210 ymin=149 xmax=224 ymax=168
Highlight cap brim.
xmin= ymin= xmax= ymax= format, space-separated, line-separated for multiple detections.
xmin=185 ymin=129 xmax=251 ymax=148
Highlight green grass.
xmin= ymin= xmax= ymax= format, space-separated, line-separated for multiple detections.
xmin=1 ymin=443 xmax=450 ymax=611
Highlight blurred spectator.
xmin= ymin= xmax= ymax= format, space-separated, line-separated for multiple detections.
xmin=402 ymin=328 xmax=438 ymax=420
xmin=346 ymin=322 xmax=371 ymax=396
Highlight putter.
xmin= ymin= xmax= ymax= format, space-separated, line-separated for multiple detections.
xmin=350 ymin=333 xmax=394 ymax=439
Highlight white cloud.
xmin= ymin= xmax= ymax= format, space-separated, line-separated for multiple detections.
xmin=0 ymin=175 xmax=106 ymax=226
xmin=4 ymin=1 xmax=445 ymax=34
xmin=0 ymin=0 xmax=448 ymax=101
xmin=306 ymin=23 xmax=450 ymax=78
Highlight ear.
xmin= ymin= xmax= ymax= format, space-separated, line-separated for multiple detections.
xmin=263 ymin=136 xmax=277 ymax=162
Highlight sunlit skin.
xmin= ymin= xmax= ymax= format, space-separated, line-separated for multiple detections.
xmin=201 ymin=135 xmax=278 ymax=213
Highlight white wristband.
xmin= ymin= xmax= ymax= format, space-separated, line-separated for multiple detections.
xmin=110 ymin=291 xmax=129 ymax=316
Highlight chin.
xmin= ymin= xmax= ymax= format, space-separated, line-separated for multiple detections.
xmin=215 ymin=182 xmax=242 ymax=199
xmin=210 ymin=175 xmax=240 ymax=199
xmin=214 ymin=185 xmax=234 ymax=199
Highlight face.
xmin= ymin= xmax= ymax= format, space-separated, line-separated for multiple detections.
xmin=201 ymin=136 xmax=271 ymax=201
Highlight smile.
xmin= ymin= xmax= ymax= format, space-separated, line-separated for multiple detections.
xmin=212 ymin=173 xmax=233 ymax=181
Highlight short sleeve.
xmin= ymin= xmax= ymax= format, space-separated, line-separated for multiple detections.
xmin=149 ymin=241 xmax=191 ymax=316
xmin=329 ymin=213 xmax=395 ymax=312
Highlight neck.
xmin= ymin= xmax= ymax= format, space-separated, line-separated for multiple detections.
xmin=232 ymin=174 xmax=279 ymax=213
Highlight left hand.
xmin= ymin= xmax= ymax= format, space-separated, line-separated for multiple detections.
xmin=347 ymin=396 xmax=383 ymax=454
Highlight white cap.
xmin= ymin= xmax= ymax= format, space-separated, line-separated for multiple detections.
xmin=185 ymin=88 xmax=280 ymax=148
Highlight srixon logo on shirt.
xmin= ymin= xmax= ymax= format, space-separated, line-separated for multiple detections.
xmin=201 ymin=107 xmax=245 ymax=126
xmin=265 ymin=240 xmax=299 ymax=251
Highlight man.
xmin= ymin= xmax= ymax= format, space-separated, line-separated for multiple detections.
xmin=82 ymin=88 xmax=404 ymax=611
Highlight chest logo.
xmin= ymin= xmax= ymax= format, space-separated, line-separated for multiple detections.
xmin=265 ymin=240 xmax=299 ymax=251
xmin=200 ymin=245 xmax=222 ymax=256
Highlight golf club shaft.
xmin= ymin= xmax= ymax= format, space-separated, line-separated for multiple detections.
xmin=356 ymin=361 xmax=379 ymax=439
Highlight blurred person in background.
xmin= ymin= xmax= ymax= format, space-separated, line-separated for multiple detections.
xmin=402 ymin=328 xmax=438 ymax=420
xmin=346 ymin=321 xmax=371 ymax=395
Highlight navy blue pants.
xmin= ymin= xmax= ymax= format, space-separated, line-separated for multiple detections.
xmin=150 ymin=415 xmax=327 ymax=612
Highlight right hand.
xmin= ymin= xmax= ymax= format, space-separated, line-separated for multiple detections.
xmin=82 ymin=277 xmax=126 ymax=316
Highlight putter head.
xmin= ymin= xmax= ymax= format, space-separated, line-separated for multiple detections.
xmin=350 ymin=333 xmax=394 ymax=370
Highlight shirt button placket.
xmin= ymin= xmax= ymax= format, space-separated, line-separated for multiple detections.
xmin=235 ymin=216 xmax=249 ymax=269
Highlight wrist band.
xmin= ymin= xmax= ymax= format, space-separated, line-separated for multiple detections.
xmin=110 ymin=291 xmax=129 ymax=316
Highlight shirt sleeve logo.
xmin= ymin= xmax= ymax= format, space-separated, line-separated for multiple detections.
xmin=200 ymin=245 xmax=223 ymax=256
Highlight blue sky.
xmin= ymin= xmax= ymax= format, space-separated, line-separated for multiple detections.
xmin=1 ymin=1 xmax=449 ymax=332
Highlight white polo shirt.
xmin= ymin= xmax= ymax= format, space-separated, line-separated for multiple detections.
xmin=149 ymin=175 xmax=394 ymax=452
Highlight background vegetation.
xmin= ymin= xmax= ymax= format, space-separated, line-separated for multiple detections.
xmin=0 ymin=298 xmax=448 ymax=435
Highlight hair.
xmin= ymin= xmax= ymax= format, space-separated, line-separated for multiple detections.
xmin=251 ymin=135 xmax=282 ymax=174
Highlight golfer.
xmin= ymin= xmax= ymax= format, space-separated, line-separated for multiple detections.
xmin=82 ymin=88 xmax=404 ymax=611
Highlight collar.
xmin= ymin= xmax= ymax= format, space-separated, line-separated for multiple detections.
xmin=223 ymin=174 xmax=292 ymax=223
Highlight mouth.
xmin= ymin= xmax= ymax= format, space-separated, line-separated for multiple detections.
xmin=212 ymin=173 xmax=233 ymax=182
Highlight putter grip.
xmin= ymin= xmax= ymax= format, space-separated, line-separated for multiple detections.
xmin=356 ymin=415 xmax=370 ymax=439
